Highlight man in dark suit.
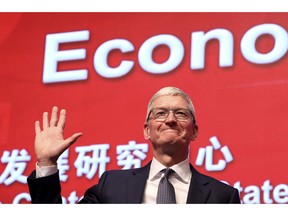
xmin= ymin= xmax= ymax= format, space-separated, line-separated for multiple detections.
xmin=27 ymin=86 xmax=240 ymax=204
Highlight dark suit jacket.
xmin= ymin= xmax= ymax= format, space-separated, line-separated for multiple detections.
xmin=27 ymin=162 xmax=240 ymax=204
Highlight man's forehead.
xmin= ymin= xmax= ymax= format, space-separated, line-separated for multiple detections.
xmin=152 ymin=95 xmax=189 ymax=107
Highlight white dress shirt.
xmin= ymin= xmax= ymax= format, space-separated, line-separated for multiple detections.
xmin=36 ymin=163 xmax=57 ymax=178
xmin=142 ymin=157 xmax=192 ymax=204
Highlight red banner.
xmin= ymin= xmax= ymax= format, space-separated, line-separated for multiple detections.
xmin=0 ymin=13 xmax=287 ymax=204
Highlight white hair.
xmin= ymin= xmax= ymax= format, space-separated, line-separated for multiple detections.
xmin=145 ymin=86 xmax=196 ymax=123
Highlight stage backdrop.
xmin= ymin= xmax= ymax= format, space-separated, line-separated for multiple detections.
xmin=0 ymin=13 xmax=287 ymax=204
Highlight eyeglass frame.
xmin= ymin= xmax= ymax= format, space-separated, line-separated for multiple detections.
xmin=146 ymin=107 xmax=196 ymax=124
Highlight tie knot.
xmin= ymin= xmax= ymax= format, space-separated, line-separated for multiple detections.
xmin=163 ymin=168 xmax=174 ymax=178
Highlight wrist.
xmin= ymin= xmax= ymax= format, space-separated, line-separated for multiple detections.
xmin=37 ymin=159 xmax=57 ymax=167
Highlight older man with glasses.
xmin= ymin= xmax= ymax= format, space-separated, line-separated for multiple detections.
xmin=27 ymin=86 xmax=241 ymax=204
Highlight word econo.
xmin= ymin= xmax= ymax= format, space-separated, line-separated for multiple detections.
xmin=42 ymin=23 xmax=288 ymax=83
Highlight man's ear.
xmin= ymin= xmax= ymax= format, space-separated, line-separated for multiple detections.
xmin=191 ymin=124 xmax=199 ymax=141
xmin=143 ymin=123 xmax=150 ymax=140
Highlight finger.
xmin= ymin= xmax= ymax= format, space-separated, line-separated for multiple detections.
xmin=50 ymin=106 xmax=59 ymax=127
xmin=42 ymin=111 xmax=49 ymax=129
xmin=58 ymin=109 xmax=66 ymax=129
xmin=64 ymin=132 xmax=82 ymax=147
xmin=35 ymin=121 xmax=41 ymax=134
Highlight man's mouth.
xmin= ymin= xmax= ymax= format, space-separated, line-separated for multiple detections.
xmin=162 ymin=128 xmax=179 ymax=133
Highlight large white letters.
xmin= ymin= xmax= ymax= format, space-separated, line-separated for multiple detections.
xmin=241 ymin=23 xmax=288 ymax=64
xmin=94 ymin=39 xmax=134 ymax=78
xmin=138 ymin=34 xmax=184 ymax=74
xmin=43 ymin=30 xmax=89 ymax=83
xmin=42 ymin=23 xmax=288 ymax=84
xmin=191 ymin=29 xmax=234 ymax=69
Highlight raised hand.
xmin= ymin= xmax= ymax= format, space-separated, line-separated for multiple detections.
xmin=34 ymin=106 xmax=82 ymax=167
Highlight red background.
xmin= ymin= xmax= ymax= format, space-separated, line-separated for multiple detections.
xmin=0 ymin=13 xmax=287 ymax=204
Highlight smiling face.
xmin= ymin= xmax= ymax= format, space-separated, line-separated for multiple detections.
xmin=144 ymin=95 xmax=198 ymax=162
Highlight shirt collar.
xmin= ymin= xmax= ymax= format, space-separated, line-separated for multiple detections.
xmin=149 ymin=157 xmax=191 ymax=183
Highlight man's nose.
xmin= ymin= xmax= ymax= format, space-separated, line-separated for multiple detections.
xmin=165 ymin=111 xmax=177 ymax=122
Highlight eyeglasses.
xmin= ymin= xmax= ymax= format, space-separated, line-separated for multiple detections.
xmin=147 ymin=108 xmax=195 ymax=123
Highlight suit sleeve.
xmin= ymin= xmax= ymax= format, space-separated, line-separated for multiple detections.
xmin=27 ymin=170 xmax=62 ymax=203
xmin=77 ymin=172 xmax=108 ymax=203
xmin=229 ymin=188 xmax=241 ymax=203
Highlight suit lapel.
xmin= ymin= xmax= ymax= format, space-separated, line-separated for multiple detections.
xmin=126 ymin=162 xmax=151 ymax=203
xmin=123 ymin=162 xmax=211 ymax=203
xmin=186 ymin=164 xmax=211 ymax=203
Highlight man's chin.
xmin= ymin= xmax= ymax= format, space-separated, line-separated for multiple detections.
xmin=161 ymin=136 xmax=181 ymax=145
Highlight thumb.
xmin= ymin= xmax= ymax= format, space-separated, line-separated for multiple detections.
xmin=64 ymin=132 xmax=83 ymax=147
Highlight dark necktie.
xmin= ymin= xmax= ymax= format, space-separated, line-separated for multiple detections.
xmin=156 ymin=168 xmax=176 ymax=204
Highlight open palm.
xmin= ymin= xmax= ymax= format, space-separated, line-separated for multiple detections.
xmin=34 ymin=106 xmax=82 ymax=167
